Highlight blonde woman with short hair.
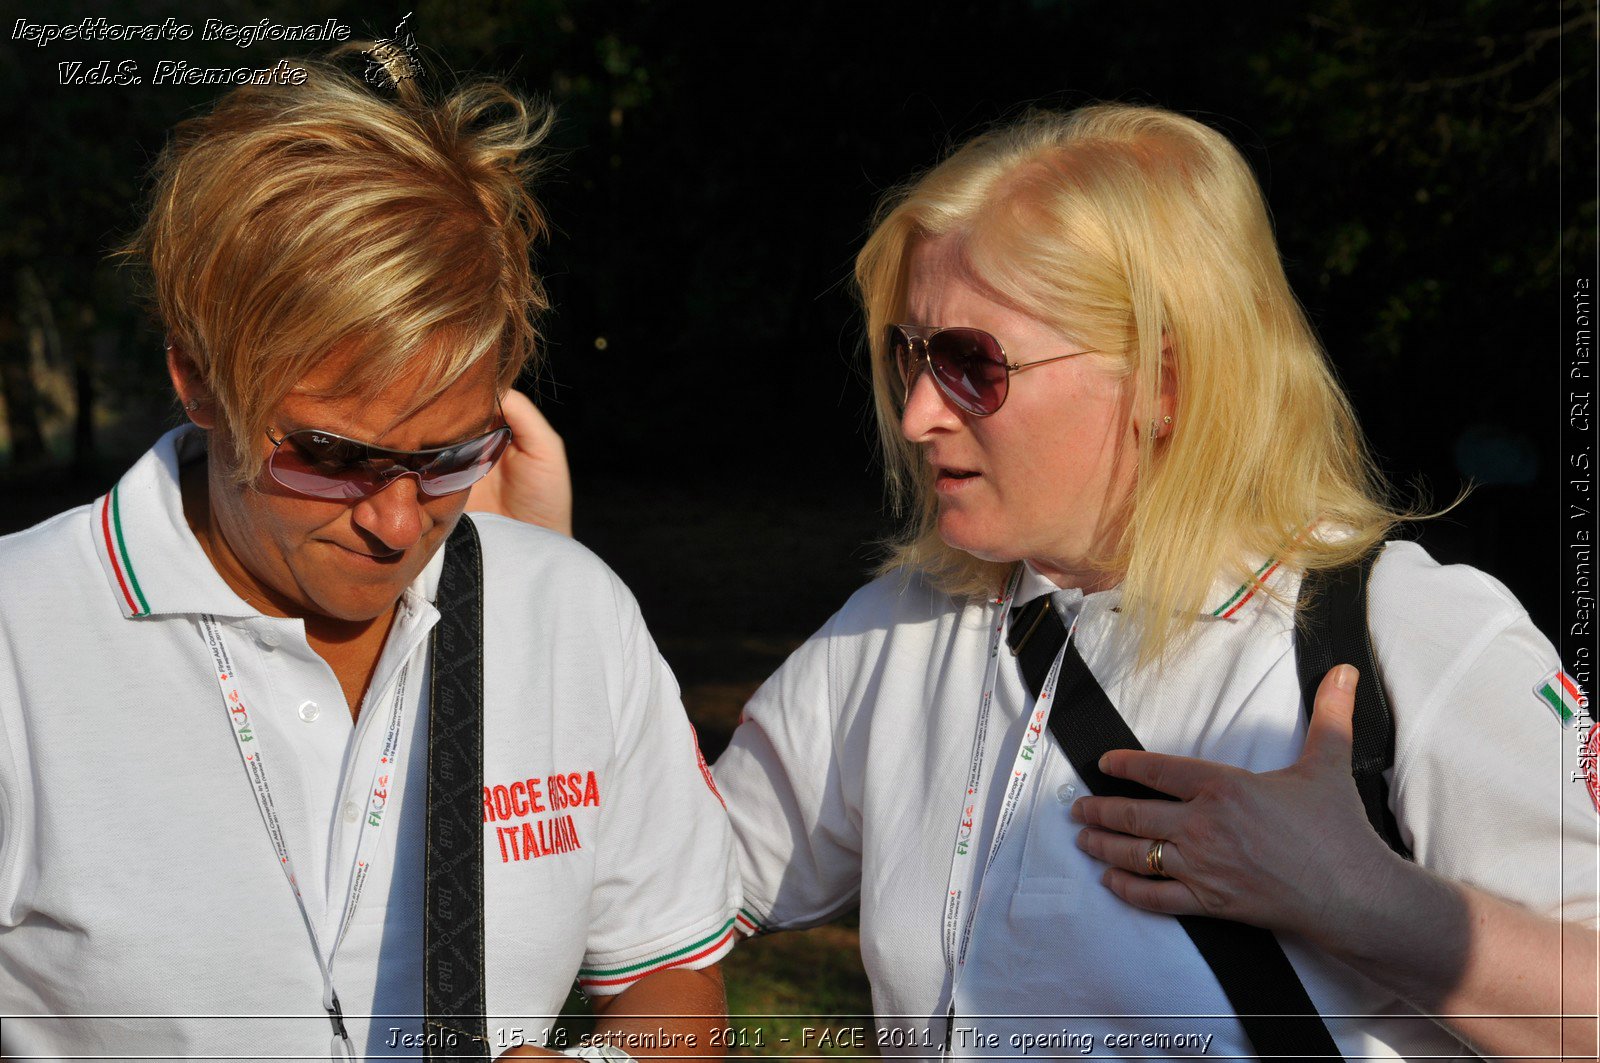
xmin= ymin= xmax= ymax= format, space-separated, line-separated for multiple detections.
xmin=492 ymin=102 xmax=1597 ymax=1059
xmin=0 ymin=58 xmax=737 ymax=1060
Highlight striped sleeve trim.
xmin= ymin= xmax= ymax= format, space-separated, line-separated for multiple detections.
xmin=99 ymin=487 xmax=150 ymax=616
xmin=734 ymin=907 xmax=769 ymax=937
xmin=577 ymin=917 xmax=737 ymax=990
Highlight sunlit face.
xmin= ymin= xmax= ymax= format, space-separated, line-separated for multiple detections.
xmin=899 ymin=237 xmax=1141 ymax=591
xmin=198 ymin=344 xmax=500 ymax=624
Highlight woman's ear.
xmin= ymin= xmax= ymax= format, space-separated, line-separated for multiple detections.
xmin=1136 ymin=335 xmax=1179 ymax=440
xmin=165 ymin=340 xmax=216 ymax=429
xmin=1155 ymin=338 xmax=1177 ymax=432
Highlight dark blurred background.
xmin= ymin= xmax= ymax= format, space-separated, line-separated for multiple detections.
xmin=1 ymin=0 xmax=1594 ymax=756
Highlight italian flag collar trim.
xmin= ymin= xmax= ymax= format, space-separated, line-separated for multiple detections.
xmin=99 ymin=484 xmax=151 ymax=617
xmin=1208 ymin=557 xmax=1281 ymax=620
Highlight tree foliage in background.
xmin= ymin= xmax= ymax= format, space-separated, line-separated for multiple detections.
xmin=1248 ymin=0 xmax=1593 ymax=479
xmin=0 ymin=1 xmax=1588 ymax=629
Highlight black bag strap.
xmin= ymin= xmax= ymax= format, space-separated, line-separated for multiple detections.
xmin=1011 ymin=596 xmax=1345 ymax=1062
xmin=424 ymin=515 xmax=492 ymax=1061
xmin=1293 ymin=546 xmax=1412 ymax=860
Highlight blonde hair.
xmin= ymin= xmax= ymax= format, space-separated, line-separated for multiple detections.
xmin=858 ymin=104 xmax=1412 ymax=664
xmin=123 ymin=55 xmax=552 ymax=480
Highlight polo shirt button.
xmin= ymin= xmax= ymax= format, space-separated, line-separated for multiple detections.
xmin=1056 ymin=783 xmax=1076 ymax=805
xmin=259 ymin=630 xmax=281 ymax=649
xmin=343 ymin=801 xmax=360 ymax=823
xmin=298 ymin=700 xmax=320 ymax=723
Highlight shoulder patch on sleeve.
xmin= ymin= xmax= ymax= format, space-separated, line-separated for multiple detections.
xmin=1534 ymin=669 xmax=1589 ymax=728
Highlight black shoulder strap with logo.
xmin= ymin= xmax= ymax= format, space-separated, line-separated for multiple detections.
xmin=423 ymin=515 xmax=492 ymax=1061
xmin=1293 ymin=544 xmax=1412 ymax=859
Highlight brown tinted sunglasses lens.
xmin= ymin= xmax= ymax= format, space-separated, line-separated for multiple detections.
xmin=927 ymin=328 xmax=1008 ymax=415
xmin=888 ymin=326 xmax=1009 ymax=415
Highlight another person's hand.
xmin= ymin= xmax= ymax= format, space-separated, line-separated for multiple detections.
xmin=469 ymin=388 xmax=574 ymax=536
xmin=1071 ymin=664 xmax=1407 ymax=949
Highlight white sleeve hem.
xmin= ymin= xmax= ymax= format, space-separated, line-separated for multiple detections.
xmin=577 ymin=910 xmax=738 ymax=997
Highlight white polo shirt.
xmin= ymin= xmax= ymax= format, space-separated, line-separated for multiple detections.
xmin=0 ymin=428 xmax=739 ymax=1060
xmin=715 ymin=546 xmax=1598 ymax=1059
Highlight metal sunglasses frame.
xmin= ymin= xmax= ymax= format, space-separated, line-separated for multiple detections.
xmin=889 ymin=323 xmax=1100 ymax=416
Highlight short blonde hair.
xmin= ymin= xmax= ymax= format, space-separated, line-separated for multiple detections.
xmin=858 ymin=104 xmax=1411 ymax=664
xmin=124 ymin=56 xmax=552 ymax=480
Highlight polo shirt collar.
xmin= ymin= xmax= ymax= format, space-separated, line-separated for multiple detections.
xmin=1016 ymin=554 xmax=1287 ymax=623
xmin=1203 ymin=556 xmax=1288 ymax=620
xmin=91 ymin=426 xmax=446 ymax=621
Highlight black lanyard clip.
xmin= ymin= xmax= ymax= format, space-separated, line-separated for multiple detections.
xmin=327 ymin=992 xmax=351 ymax=1041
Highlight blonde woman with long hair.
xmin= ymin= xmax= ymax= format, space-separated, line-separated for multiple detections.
xmin=487 ymin=103 xmax=1597 ymax=1059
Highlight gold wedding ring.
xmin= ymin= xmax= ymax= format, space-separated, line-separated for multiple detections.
xmin=1145 ymin=839 xmax=1167 ymax=877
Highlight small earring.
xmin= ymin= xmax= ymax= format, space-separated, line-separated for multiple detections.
xmin=184 ymin=399 xmax=200 ymax=412
xmin=1148 ymin=415 xmax=1173 ymax=438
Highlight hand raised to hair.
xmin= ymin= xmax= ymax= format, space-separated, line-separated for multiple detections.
xmin=1070 ymin=665 xmax=1416 ymax=951
xmin=467 ymin=388 xmax=573 ymax=537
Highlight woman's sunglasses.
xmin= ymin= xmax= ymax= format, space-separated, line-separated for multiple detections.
xmin=264 ymin=423 xmax=512 ymax=500
xmin=888 ymin=324 xmax=1099 ymax=417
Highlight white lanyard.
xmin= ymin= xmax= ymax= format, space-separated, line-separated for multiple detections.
xmin=939 ymin=568 xmax=1073 ymax=1046
xmin=198 ymin=614 xmax=410 ymax=1058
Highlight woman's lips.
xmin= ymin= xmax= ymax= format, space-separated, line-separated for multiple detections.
xmin=934 ymin=466 xmax=981 ymax=492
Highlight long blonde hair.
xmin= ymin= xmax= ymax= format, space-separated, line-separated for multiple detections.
xmin=858 ymin=104 xmax=1410 ymax=664
xmin=123 ymin=56 xmax=552 ymax=480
